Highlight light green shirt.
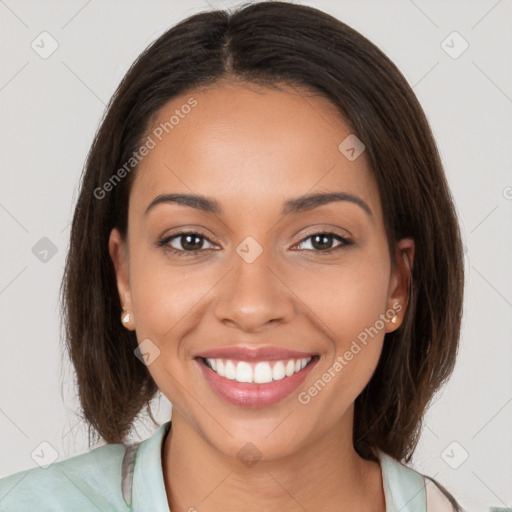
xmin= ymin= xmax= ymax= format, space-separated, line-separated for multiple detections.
xmin=0 ymin=421 xmax=455 ymax=511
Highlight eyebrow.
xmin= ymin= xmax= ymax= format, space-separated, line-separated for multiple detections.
xmin=144 ymin=191 xmax=373 ymax=217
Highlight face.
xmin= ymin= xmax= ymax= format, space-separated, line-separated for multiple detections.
xmin=109 ymin=82 xmax=414 ymax=461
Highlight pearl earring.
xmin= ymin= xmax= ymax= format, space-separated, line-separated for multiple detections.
xmin=121 ymin=307 xmax=131 ymax=325
xmin=390 ymin=301 xmax=400 ymax=324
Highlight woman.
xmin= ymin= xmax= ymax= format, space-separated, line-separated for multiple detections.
xmin=0 ymin=2 xmax=465 ymax=510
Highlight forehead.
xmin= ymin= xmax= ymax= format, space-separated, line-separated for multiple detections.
xmin=130 ymin=82 xmax=380 ymax=219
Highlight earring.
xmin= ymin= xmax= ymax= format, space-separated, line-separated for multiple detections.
xmin=390 ymin=301 xmax=400 ymax=324
xmin=121 ymin=307 xmax=131 ymax=326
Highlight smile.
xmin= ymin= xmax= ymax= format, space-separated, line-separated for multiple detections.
xmin=196 ymin=355 xmax=319 ymax=408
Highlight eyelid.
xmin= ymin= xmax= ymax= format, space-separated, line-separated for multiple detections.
xmin=295 ymin=225 xmax=352 ymax=243
xmin=157 ymin=229 xmax=218 ymax=249
xmin=291 ymin=229 xmax=353 ymax=252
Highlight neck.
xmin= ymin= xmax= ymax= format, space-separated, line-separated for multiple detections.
xmin=162 ymin=410 xmax=385 ymax=512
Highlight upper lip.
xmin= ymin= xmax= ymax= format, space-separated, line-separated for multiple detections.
xmin=195 ymin=346 xmax=317 ymax=362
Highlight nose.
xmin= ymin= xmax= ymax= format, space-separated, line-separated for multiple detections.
xmin=212 ymin=248 xmax=295 ymax=333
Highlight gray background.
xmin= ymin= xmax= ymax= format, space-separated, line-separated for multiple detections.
xmin=1 ymin=1 xmax=511 ymax=510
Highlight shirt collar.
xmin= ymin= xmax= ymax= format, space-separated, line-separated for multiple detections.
xmin=131 ymin=420 xmax=172 ymax=512
xmin=377 ymin=449 xmax=426 ymax=512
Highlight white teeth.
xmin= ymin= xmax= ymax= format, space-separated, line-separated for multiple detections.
xmin=235 ymin=361 xmax=253 ymax=383
xmin=205 ymin=356 xmax=312 ymax=383
xmin=254 ymin=362 xmax=273 ymax=384
xmin=272 ymin=361 xmax=286 ymax=381
xmin=224 ymin=360 xmax=236 ymax=380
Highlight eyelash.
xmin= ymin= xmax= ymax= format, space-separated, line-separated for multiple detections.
xmin=156 ymin=230 xmax=353 ymax=257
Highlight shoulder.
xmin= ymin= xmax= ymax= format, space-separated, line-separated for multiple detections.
xmin=0 ymin=442 xmax=129 ymax=512
xmin=377 ymin=450 xmax=459 ymax=512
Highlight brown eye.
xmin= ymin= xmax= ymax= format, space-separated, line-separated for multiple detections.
xmin=157 ymin=231 xmax=217 ymax=256
xmin=170 ymin=233 xmax=207 ymax=251
xmin=295 ymin=232 xmax=352 ymax=252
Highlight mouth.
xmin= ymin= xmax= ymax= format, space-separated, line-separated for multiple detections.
xmin=195 ymin=354 xmax=319 ymax=408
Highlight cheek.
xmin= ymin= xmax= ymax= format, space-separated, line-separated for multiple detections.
xmin=332 ymin=274 xmax=390 ymax=355
xmin=293 ymin=252 xmax=390 ymax=398
xmin=129 ymin=255 xmax=210 ymax=345
xmin=294 ymin=265 xmax=390 ymax=421
xmin=127 ymin=249 xmax=209 ymax=406
xmin=292 ymin=254 xmax=391 ymax=351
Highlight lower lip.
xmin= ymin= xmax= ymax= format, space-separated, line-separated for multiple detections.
xmin=196 ymin=357 xmax=318 ymax=408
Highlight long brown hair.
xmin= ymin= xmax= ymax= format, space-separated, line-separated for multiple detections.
xmin=61 ymin=0 xmax=464 ymax=482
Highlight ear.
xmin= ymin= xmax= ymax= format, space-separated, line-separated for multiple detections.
xmin=385 ymin=237 xmax=415 ymax=333
xmin=108 ymin=228 xmax=134 ymax=329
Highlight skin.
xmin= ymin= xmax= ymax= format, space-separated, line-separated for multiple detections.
xmin=109 ymin=82 xmax=414 ymax=512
